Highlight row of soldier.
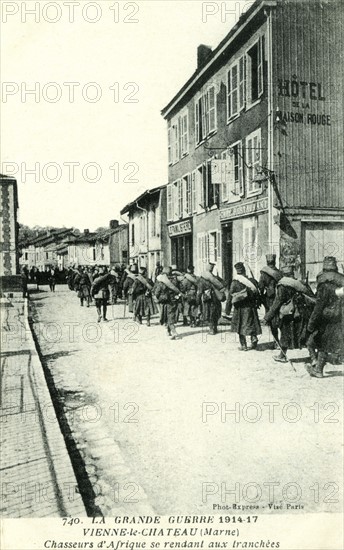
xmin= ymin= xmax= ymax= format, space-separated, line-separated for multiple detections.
xmin=66 ymin=254 xmax=344 ymax=379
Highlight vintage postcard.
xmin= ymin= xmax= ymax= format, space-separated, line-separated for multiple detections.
xmin=1 ymin=1 xmax=343 ymax=549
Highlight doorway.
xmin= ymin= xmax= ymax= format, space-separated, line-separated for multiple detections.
xmin=222 ymin=223 xmax=233 ymax=283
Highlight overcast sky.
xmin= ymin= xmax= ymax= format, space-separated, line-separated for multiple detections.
xmin=2 ymin=0 xmax=251 ymax=230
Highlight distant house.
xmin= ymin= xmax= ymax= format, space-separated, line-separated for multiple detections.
xmin=120 ymin=185 xmax=169 ymax=277
xmin=19 ymin=228 xmax=74 ymax=271
xmin=0 ymin=174 xmax=19 ymax=276
xmin=67 ymin=221 xmax=128 ymax=267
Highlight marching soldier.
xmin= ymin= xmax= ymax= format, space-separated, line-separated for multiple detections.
xmin=91 ymin=267 xmax=111 ymax=322
xmin=265 ymin=264 xmax=315 ymax=363
xmin=154 ymin=266 xmax=183 ymax=339
xmin=307 ymin=256 xmax=344 ymax=378
xmin=76 ymin=267 xmax=92 ymax=307
xmin=179 ymin=265 xmax=200 ymax=327
xmin=108 ymin=266 xmax=120 ymax=305
xmin=227 ymin=262 xmax=261 ymax=351
xmin=122 ymin=264 xmax=138 ymax=318
xmin=132 ymin=266 xmax=157 ymax=326
xmin=198 ymin=262 xmax=226 ymax=335
xmin=258 ymin=254 xmax=283 ymax=346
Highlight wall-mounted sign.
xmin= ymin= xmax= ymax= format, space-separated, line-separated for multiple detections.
xmin=168 ymin=220 xmax=192 ymax=237
xmin=277 ymin=75 xmax=331 ymax=126
xmin=220 ymin=197 xmax=268 ymax=221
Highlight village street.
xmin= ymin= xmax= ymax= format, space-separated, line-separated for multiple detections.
xmin=29 ymin=285 xmax=343 ymax=517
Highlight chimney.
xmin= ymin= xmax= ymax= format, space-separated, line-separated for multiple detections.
xmin=84 ymin=229 xmax=90 ymax=235
xmin=197 ymin=44 xmax=212 ymax=69
xmin=109 ymin=219 xmax=119 ymax=229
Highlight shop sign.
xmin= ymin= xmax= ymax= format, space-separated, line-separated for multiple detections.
xmin=220 ymin=197 xmax=268 ymax=221
xmin=168 ymin=220 xmax=192 ymax=237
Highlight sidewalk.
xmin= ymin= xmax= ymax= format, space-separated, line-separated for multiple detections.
xmin=0 ymin=293 xmax=86 ymax=517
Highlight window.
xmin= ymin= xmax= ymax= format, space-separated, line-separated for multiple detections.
xmin=227 ymin=56 xmax=245 ymax=120
xmin=246 ymin=36 xmax=264 ymax=105
xmin=220 ymin=143 xmax=243 ymax=202
xmin=246 ymin=129 xmax=262 ymax=195
xmin=25 ymin=252 xmax=28 ymax=260
xmin=169 ymin=110 xmax=188 ymax=164
xmin=197 ymin=165 xmax=205 ymax=209
xmin=209 ymin=232 xmax=218 ymax=263
xmin=167 ymin=184 xmax=173 ymax=221
xmin=195 ymin=86 xmax=216 ymax=144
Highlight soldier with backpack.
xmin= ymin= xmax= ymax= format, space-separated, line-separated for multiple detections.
xmin=307 ymin=256 xmax=344 ymax=378
xmin=227 ymin=262 xmax=262 ymax=351
xmin=258 ymin=254 xmax=283 ymax=346
xmin=265 ymin=264 xmax=315 ymax=363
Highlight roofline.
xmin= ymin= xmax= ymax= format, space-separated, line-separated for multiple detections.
xmin=120 ymin=185 xmax=166 ymax=215
xmin=161 ymin=0 xmax=276 ymax=119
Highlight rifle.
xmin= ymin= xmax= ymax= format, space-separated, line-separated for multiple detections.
xmin=123 ymin=297 xmax=127 ymax=318
xmin=246 ymin=263 xmax=263 ymax=307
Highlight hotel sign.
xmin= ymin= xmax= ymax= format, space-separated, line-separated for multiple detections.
xmin=168 ymin=220 xmax=192 ymax=237
xmin=220 ymin=197 xmax=268 ymax=221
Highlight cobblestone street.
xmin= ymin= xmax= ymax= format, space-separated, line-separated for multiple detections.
xmin=30 ymin=285 xmax=343 ymax=516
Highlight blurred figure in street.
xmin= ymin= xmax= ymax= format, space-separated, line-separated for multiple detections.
xmin=180 ymin=265 xmax=200 ymax=327
xmin=91 ymin=267 xmax=111 ymax=322
xmin=154 ymin=261 xmax=163 ymax=282
xmin=227 ymin=262 xmax=261 ymax=350
xmin=76 ymin=267 xmax=92 ymax=307
xmin=123 ymin=264 xmax=138 ymax=318
xmin=132 ymin=266 xmax=157 ymax=326
xmin=258 ymin=254 xmax=282 ymax=346
xmin=265 ymin=264 xmax=314 ymax=363
xmin=109 ymin=266 xmax=120 ymax=305
xmin=307 ymin=256 xmax=344 ymax=378
xmin=198 ymin=262 xmax=226 ymax=335
xmin=21 ymin=267 xmax=29 ymax=298
xmin=48 ymin=267 xmax=56 ymax=292
xmin=154 ymin=266 xmax=183 ymax=339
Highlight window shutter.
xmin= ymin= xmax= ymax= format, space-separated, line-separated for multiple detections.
xmin=258 ymin=36 xmax=264 ymax=97
xmin=221 ymin=151 xmax=227 ymax=202
xmin=201 ymin=94 xmax=207 ymax=140
xmin=227 ymin=69 xmax=231 ymax=119
xmin=231 ymin=65 xmax=238 ymax=116
xmin=238 ymin=142 xmax=244 ymax=196
xmin=167 ymin=184 xmax=172 ymax=221
xmin=191 ymin=171 xmax=196 ymax=213
xmin=227 ymin=150 xmax=235 ymax=197
xmin=168 ymin=126 xmax=172 ymax=165
xmin=246 ymin=53 xmax=252 ymax=105
xmin=239 ymin=56 xmax=246 ymax=110
xmin=208 ymin=86 xmax=216 ymax=132
xmin=195 ymin=101 xmax=199 ymax=145
xmin=217 ymin=231 xmax=221 ymax=259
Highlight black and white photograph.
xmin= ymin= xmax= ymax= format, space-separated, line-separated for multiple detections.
xmin=1 ymin=0 xmax=343 ymax=548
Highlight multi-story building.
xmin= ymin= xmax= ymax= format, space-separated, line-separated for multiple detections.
xmin=161 ymin=0 xmax=343 ymax=281
xmin=0 ymin=174 xmax=19 ymax=277
xmin=67 ymin=221 xmax=128 ymax=267
xmin=120 ymin=185 xmax=169 ymax=277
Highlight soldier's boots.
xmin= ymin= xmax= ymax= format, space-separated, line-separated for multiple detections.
xmin=183 ymin=317 xmax=189 ymax=326
xmin=307 ymin=352 xmax=326 ymax=378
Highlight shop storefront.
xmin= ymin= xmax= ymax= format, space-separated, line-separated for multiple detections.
xmin=168 ymin=219 xmax=193 ymax=271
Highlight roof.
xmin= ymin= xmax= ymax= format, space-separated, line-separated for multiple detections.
xmin=161 ymin=0 xmax=276 ymax=119
xmin=26 ymin=228 xmax=74 ymax=247
xmin=120 ymin=185 xmax=166 ymax=215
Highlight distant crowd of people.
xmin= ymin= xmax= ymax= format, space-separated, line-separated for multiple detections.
xmin=61 ymin=255 xmax=344 ymax=379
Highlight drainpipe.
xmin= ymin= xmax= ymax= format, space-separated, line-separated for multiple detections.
xmin=266 ymin=7 xmax=277 ymax=256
